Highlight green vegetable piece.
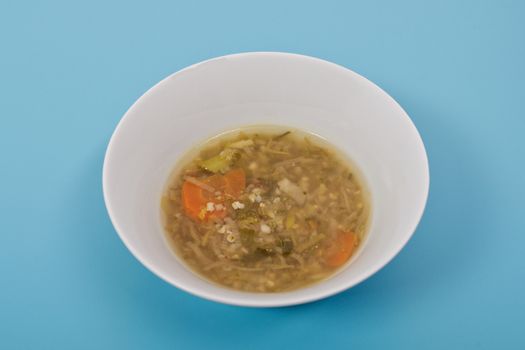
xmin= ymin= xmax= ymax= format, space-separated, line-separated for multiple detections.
xmin=199 ymin=148 xmax=239 ymax=173
xmin=280 ymin=238 xmax=294 ymax=255
xmin=199 ymin=155 xmax=229 ymax=173
xmin=234 ymin=209 xmax=259 ymax=223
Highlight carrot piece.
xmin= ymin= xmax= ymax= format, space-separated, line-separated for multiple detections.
xmin=180 ymin=170 xmax=245 ymax=221
xmin=181 ymin=181 xmax=208 ymax=221
xmin=203 ymin=174 xmax=227 ymax=191
xmin=181 ymin=178 xmax=226 ymax=221
xmin=325 ymin=231 xmax=359 ymax=267
xmin=223 ymin=168 xmax=246 ymax=197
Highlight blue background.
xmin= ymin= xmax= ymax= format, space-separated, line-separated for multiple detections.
xmin=1 ymin=0 xmax=524 ymax=348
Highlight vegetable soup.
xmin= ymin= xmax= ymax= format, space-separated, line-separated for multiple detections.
xmin=161 ymin=126 xmax=370 ymax=292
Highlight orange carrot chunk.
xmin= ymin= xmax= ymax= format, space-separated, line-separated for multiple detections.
xmin=181 ymin=181 xmax=207 ymax=221
xmin=325 ymin=231 xmax=359 ymax=267
xmin=181 ymin=168 xmax=246 ymax=221
xmin=224 ymin=168 xmax=246 ymax=198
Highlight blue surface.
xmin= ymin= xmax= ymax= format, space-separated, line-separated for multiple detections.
xmin=1 ymin=0 xmax=524 ymax=348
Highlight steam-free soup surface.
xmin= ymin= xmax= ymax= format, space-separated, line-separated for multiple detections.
xmin=161 ymin=127 xmax=369 ymax=292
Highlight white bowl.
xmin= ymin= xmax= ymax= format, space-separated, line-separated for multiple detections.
xmin=103 ymin=52 xmax=429 ymax=307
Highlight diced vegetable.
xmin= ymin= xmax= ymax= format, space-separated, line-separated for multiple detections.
xmin=181 ymin=169 xmax=245 ymax=221
xmin=202 ymin=173 xmax=226 ymax=190
xmin=235 ymin=208 xmax=258 ymax=220
xmin=181 ymin=180 xmax=226 ymax=221
xmin=199 ymin=148 xmax=239 ymax=173
xmin=278 ymin=178 xmax=306 ymax=205
xmin=280 ymin=238 xmax=294 ymax=255
xmin=325 ymin=231 xmax=358 ymax=267
xmin=199 ymin=155 xmax=230 ymax=173
xmin=240 ymin=217 xmax=259 ymax=228
xmin=223 ymin=168 xmax=246 ymax=198
xmin=181 ymin=181 xmax=202 ymax=220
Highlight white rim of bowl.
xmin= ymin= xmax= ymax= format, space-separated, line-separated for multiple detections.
xmin=102 ymin=52 xmax=430 ymax=307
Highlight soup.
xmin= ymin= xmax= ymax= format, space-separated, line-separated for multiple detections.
xmin=161 ymin=127 xmax=369 ymax=292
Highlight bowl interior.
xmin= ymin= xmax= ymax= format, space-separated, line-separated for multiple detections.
xmin=103 ymin=52 xmax=429 ymax=307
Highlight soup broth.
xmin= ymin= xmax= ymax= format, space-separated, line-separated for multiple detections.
xmin=161 ymin=126 xmax=369 ymax=292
